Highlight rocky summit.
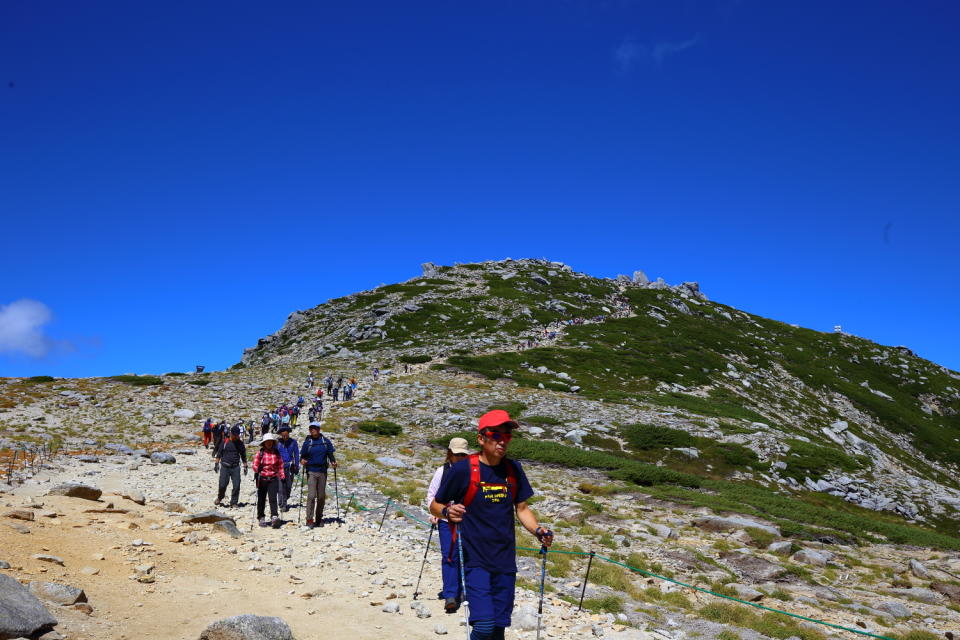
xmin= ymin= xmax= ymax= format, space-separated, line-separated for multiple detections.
xmin=1 ymin=257 xmax=958 ymax=640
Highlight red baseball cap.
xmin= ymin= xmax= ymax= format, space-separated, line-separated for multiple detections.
xmin=477 ymin=409 xmax=519 ymax=433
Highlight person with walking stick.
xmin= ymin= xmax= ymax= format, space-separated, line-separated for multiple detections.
xmin=431 ymin=410 xmax=554 ymax=640
xmin=300 ymin=422 xmax=337 ymax=529
xmin=425 ymin=437 xmax=471 ymax=612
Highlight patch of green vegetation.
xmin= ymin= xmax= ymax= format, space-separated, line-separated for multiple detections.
xmin=581 ymin=595 xmax=624 ymax=613
xmin=187 ymin=379 xmax=211 ymax=386
xmin=521 ymin=415 xmax=562 ymax=426
xmin=891 ymin=632 xmax=940 ymax=640
xmin=357 ymin=419 xmax=404 ymax=436
xmin=432 ymin=431 xmax=701 ymax=487
xmin=744 ymin=527 xmax=777 ymax=548
xmin=717 ymin=631 xmax=740 ymax=640
xmin=644 ymin=390 xmax=767 ymax=423
xmin=485 ymin=401 xmax=527 ymax=417
xmin=25 ymin=376 xmax=55 ymax=383
xmin=698 ymin=602 xmax=825 ymax=640
xmin=399 ymin=354 xmax=432 ymax=364
xmin=109 ymin=375 xmax=164 ymax=386
xmin=163 ymin=372 xmax=187 ymax=376
xmin=623 ymin=424 xmax=695 ymax=450
xmin=647 ymin=480 xmax=960 ymax=550
xmin=781 ymin=439 xmax=867 ymax=481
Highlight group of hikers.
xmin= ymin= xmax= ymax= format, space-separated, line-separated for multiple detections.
xmin=201 ymin=398 xmax=553 ymax=640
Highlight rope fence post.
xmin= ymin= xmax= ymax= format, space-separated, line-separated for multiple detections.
xmin=577 ymin=551 xmax=595 ymax=612
xmin=378 ymin=498 xmax=392 ymax=532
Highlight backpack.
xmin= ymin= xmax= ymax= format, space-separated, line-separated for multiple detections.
xmin=261 ymin=415 xmax=271 ymax=427
xmin=302 ymin=435 xmax=332 ymax=463
xmin=462 ymin=453 xmax=518 ymax=507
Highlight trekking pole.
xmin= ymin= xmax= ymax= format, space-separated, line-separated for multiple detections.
xmin=456 ymin=527 xmax=470 ymax=640
xmin=250 ymin=475 xmax=259 ymax=531
xmin=378 ymin=498 xmax=392 ymax=532
xmin=297 ymin=472 xmax=304 ymax=525
xmin=536 ymin=545 xmax=548 ymax=640
xmin=577 ymin=551 xmax=595 ymax=612
xmin=333 ymin=466 xmax=341 ymax=527
xmin=412 ymin=523 xmax=435 ymax=600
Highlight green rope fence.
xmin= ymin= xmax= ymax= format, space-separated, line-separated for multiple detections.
xmin=331 ymin=489 xmax=898 ymax=640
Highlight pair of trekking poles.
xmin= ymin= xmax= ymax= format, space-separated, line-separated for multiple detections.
xmin=412 ymin=523 xmax=549 ymax=640
xmin=293 ymin=465 xmax=342 ymax=528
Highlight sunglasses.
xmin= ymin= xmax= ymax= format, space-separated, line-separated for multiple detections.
xmin=483 ymin=431 xmax=513 ymax=442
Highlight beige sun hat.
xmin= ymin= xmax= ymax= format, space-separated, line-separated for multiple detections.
xmin=448 ymin=437 xmax=470 ymax=455
xmin=260 ymin=433 xmax=278 ymax=445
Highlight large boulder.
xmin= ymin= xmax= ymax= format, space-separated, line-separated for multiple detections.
xmin=199 ymin=614 xmax=295 ymax=640
xmin=931 ymin=582 xmax=960 ymax=603
xmin=173 ymin=408 xmax=197 ymax=420
xmin=0 ymin=573 xmax=58 ymax=639
xmin=47 ymin=483 xmax=102 ymax=501
xmin=693 ymin=515 xmax=780 ymax=537
xmin=790 ymin=549 xmax=835 ymax=566
xmin=29 ymin=581 xmax=87 ymax=606
xmin=150 ymin=452 xmax=176 ymax=464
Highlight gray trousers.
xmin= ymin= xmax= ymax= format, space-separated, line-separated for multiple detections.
xmin=305 ymin=470 xmax=327 ymax=522
xmin=217 ymin=464 xmax=241 ymax=506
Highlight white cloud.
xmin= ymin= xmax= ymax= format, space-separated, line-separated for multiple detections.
xmin=652 ymin=36 xmax=700 ymax=66
xmin=614 ymin=38 xmax=643 ymax=73
xmin=614 ymin=35 xmax=700 ymax=72
xmin=0 ymin=299 xmax=55 ymax=358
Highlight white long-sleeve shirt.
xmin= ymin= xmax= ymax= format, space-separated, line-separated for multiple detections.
xmin=425 ymin=465 xmax=447 ymax=519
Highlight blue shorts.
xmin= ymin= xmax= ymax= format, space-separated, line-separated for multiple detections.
xmin=464 ymin=566 xmax=515 ymax=627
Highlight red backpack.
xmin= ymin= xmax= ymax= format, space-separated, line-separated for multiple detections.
xmin=461 ymin=453 xmax=518 ymax=506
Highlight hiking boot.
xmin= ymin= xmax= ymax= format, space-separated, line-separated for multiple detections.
xmin=271 ymin=517 xmax=282 ymax=529
xmin=444 ymin=597 xmax=459 ymax=613
xmin=214 ymin=499 xmax=221 ymax=507
xmin=229 ymin=503 xmax=238 ymax=508
xmin=258 ymin=519 xmax=269 ymax=527
xmin=305 ymin=519 xmax=315 ymax=529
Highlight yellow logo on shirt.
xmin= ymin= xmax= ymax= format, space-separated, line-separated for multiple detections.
xmin=481 ymin=483 xmax=508 ymax=503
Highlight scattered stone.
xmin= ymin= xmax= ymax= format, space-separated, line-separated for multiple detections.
xmin=908 ymin=558 xmax=930 ymax=579
xmin=876 ymin=601 xmax=911 ymax=619
xmin=790 ymin=549 xmax=835 ymax=566
xmin=29 ymin=582 xmax=88 ymax=606
xmin=693 ymin=516 xmax=780 ymax=537
xmin=0 ymin=573 xmax=59 ymax=639
xmin=199 ymin=614 xmax=295 ymax=640
xmin=434 ymin=623 xmax=448 ymax=635
xmin=78 ymin=455 xmax=99 ymax=463
xmin=123 ymin=491 xmax=146 ymax=505
xmin=382 ymin=602 xmax=400 ymax=613
xmin=47 ymin=483 xmax=102 ymax=501
xmin=375 ymin=457 xmax=407 ymax=469
xmin=183 ymin=511 xmax=235 ymax=525
xmin=173 ymin=408 xmax=196 ymax=420
xmin=718 ymin=552 xmax=785 ymax=582
xmin=5 ymin=509 xmax=35 ymax=521
xmin=767 ymin=541 xmax=792 ymax=555
xmin=513 ymin=606 xmax=539 ymax=631
xmin=32 ymin=554 xmax=65 ymax=567
xmin=79 ymin=567 xmax=99 ymax=576
xmin=150 ymin=452 xmax=177 ymax=464
xmin=0 ymin=560 xmax=10 ymax=569
xmin=213 ymin=520 xmax=244 ymax=538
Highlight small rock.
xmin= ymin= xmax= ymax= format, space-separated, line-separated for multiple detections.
xmin=382 ymin=602 xmax=400 ymax=613
xmin=47 ymin=483 xmax=102 ymax=501
xmin=29 ymin=582 xmax=88 ymax=606
xmin=908 ymin=559 xmax=930 ymax=579
xmin=434 ymin=623 xmax=448 ymax=635
xmin=877 ymin=601 xmax=911 ymax=619
xmin=199 ymin=614 xmax=295 ymax=640
xmin=183 ymin=511 xmax=235 ymax=525
xmin=32 ymin=554 xmax=65 ymax=567
xmin=150 ymin=452 xmax=176 ymax=464
xmin=123 ymin=491 xmax=146 ymax=506
xmin=767 ymin=541 xmax=792 ymax=555
xmin=6 ymin=509 xmax=35 ymax=521
xmin=790 ymin=549 xmax=835 ymax=566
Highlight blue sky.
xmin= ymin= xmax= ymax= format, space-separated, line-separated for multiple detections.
xmin=1 ymin=1 xmax=958 ymax=377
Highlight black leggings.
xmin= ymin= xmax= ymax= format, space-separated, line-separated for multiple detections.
xmin=256 ymin=476 xmax=280 ymax=520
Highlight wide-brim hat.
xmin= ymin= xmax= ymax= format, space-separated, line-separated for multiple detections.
xmin=448 ymin=437 xmax=470 ymax=455
xmin=260 ymin=433 xmax=278 ymax=444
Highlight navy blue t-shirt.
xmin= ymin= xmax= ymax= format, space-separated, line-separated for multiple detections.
xmin=435 ymin=456 xmax=534 ymax=573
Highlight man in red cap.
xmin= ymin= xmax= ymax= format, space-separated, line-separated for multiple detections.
xmin=431 ymin=410 xmax=554 ymax=640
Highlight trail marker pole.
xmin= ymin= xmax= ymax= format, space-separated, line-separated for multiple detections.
xmin=577 ymin=551 xmax=595 ymax=612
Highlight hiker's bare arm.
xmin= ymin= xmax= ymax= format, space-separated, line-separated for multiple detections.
xmin=516 ymin=501 xmax=553 ymax=546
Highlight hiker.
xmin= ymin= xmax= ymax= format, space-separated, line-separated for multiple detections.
xmin=211 ymin=420 xmax=227 ymax=456
xmin=280 ymin=407 xmax=291 ymax=430
xmin=214 ymin=426 xmax=248 ymax=508
xmin=350 ymin=377 xmax=358 ymax=397
xmin=300 ymin=422 xmax=337 ymax=528
xmin=372 ymin=366 xmax=379 ymax=381
xmin=276 ymin=425 xmax=300 ymax=512
xmin=290 ymin=404 xmax=300 ymax=427
xmin=260 ymin=412 xmax=272 ymax=437
xmin=306 ymin=371 xmax=314 ymax=388
xmin=202 ymin=418 xmax=213 ymax=449
xmin=426 ymin=437 xmax=471 ymax=612
xmin=269 ymin=409 xmax=280 ymax=432
xmin=315 ymin=386 xmax=323 ymax=399
xmin=332 ymin=384 xmax=340 ymax=402
xmin=252 ymin=433 xmax=285 ymax=529
xmin=325 ymin=375 xmax=333 ymax=395
xmin=233 ymin=419 xmax=246 ymax=443
xmin=431 ymin=410 xmax=554 ymax=640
